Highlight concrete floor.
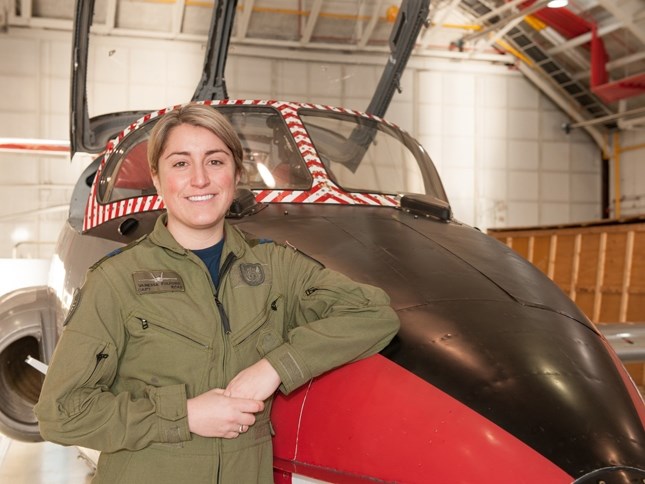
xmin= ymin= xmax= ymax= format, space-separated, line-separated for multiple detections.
xmin=0 ymin=436 xmax=93 ymax=484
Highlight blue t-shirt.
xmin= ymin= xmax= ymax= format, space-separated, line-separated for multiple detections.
xmin=192 ymin=239 xmax=225 ymax=288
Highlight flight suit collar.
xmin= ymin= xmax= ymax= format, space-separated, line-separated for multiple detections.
xmin=148 ymin=213 xmax=247 ymax=259
xmin=148 ymin=213 xmax=188 ymax=255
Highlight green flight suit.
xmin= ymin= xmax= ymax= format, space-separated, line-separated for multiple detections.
xmin=34 ymin=214 xmax=399 ymax=483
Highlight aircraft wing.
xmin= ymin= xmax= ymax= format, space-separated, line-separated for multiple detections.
xmin=598 ymin=322 xmax=645 ymax=362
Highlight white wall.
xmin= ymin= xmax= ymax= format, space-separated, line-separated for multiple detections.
xmin=618 ymin=129 xmax=645 ymax=217
xmin=413 ymin=62 xmax=609 ymax=229
xmin=0 ymin=30 xmax=82 ymax=260
xmin=0 ymin=26 xmax=642 ymax=261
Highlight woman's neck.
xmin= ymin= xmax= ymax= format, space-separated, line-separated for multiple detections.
xmin=167 ymin=221 xmax=224 ymax=250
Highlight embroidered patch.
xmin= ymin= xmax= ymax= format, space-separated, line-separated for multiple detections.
xmin=63 ymin=288 xmax=81 ymax=326
xmin=133 ymin=271 xmax=185 ymax=294
xmin=239 ymin=263 xmax=265 ymax=286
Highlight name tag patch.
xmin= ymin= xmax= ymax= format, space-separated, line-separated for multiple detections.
xmin=133 ymin=271 xmax=185 ymax=294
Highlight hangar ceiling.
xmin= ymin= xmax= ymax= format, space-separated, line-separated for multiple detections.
xmin=5 ymin=0 xmax=645 ymax=137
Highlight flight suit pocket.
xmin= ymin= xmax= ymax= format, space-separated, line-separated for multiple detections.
xmin=51 ymin=330 xmax=117 ymax=417
xmin=256 ymin=326 xmax=282 ymax=356
xmin=304 ymin=285 xmax=370 ymax=308
xmin=229 ymin=294 xmax=284 ymax=375
xmin=123 ymin=314 xmax=211 ymax=397
xmin=230 ymin=294 xmax=284 ymax=345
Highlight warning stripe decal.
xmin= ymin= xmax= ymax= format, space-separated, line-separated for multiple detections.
xmin=83 ymin=100 xmax=402 ymax=231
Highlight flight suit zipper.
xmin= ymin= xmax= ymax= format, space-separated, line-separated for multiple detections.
xmin=215 ymin=252 xmax=236 ymax=334
xmin=214 ymin=251 xmax=236 ymax=484
xmin=135 ymin=317 xmax=210 ymax=349
xmin=80 ymin=346 xmax=109 ymax=386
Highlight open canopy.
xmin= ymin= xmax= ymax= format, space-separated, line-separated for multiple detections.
xmin=70 ymin=0 xmax=430 ymax=156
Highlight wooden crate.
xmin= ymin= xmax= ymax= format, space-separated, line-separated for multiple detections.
xmin=488 ymin=216 xmax=645 ymax=387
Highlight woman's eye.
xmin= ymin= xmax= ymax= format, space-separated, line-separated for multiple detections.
xmin=173 ymin=161 xmax=187 ymax=168
xmin=208 ymin=159 xmax=224 ymax=165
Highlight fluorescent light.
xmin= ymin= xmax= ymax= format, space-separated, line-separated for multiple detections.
xmin=547 ymin=0 xmax=568 ymax=8
xmin=10 ymin=227 xmax=30 ymax=244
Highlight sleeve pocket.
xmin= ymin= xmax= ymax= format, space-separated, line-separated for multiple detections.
xmin=49 ymin=330 xmax=116 ymax=417
xmin=256 ymin=327 xmax=283 ymax=356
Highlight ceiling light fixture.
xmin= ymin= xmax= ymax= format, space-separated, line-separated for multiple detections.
xmin=547 ymin=0 xmax=568 ymax=8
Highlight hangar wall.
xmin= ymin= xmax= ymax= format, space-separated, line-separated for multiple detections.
xmin=619 ymin=129 xmax=645 ymax=218
xmin=0 ymin=26 xmax=641 ymax=261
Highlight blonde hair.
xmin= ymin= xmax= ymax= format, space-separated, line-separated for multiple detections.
xmin=147 ymin=103 xmax=244 ymax=177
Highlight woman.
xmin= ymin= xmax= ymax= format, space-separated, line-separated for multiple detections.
xmin=35 ymin=103 xmax=399 ymax=483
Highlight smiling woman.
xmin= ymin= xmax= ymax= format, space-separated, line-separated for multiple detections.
xmin=146 ymin=105 xmax=245 ymax=250
xmin=33 ymin=103 xmax=400 ymax=483
xmin=149 ymin=114 xmax=241 ymax=249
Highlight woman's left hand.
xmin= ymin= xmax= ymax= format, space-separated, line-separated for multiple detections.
xmin=226 ymin=358 xmax=281 ymax=401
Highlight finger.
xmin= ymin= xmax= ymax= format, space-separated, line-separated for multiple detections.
xmin=236 ymin=399 xmax=264 ymax=413
xmin=239 ymin=414 xmax=256 ymax=427
xmin=228 ymin=396 xmax=264 ymax=413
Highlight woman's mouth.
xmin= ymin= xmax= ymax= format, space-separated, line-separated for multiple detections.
xmin=187 ymin=194 xmax=215 ymax=202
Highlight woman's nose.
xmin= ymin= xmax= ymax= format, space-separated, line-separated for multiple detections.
xmin=191 ymin=164 xmax=209 ymax=187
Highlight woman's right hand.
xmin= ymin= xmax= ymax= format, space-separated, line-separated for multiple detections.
xmin=186 ymin=388 xmax=264 ymax=438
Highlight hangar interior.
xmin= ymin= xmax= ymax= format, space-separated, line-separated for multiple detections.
xmin=1 ymin=0 xmax=644 ymax=257
xmin=0 ymin=0 xmax=644 ymax=483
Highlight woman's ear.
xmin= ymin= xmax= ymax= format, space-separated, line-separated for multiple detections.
xmin=152 ymin=171 xmax=162 ymax=198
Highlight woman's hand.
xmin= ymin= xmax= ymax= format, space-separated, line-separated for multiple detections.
xmin=186 ymin=388 xmax=264 ymax=438
xmin=226 ymin=358 xmax=281 ymax=402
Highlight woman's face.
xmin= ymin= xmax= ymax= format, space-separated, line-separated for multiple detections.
xmin=152 ymin=123 xmax=238 ymax=248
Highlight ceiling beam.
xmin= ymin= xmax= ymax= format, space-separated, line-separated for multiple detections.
xmin=460 ymin=0 xmax=551 ymax=44
xmin=358 ymin=0 xmax=384 ymax=49
xmin=475 ymin=0 xmax=528 ymax=25
xmin=106 ymin=0 xmax=117 ymax=30
xmin=420 ymin=0 xmax=461 ymax=49
xmin=482 ymin=15 xmax=523 ymax=50
xmin=535 ymin=20 xmax=590 ymax=71
xmin=572 ymin=51 xmax=645 ymax=81
xmin=545 ymin=19 xmax=623 ymax=55
xmin=565 ymin=105 xmax=645 ymax=130
xmin=518 ymin=62 xmax=605 ymax=148
xmin=171 ymin=0 xmax=186 ymax=36
xmin=236 ymin=0 xmax=255 ymax=41
xmin=300 ymin=0 xmax=323 ymax=44
xmin=9 ymin=0 xmax=31 ymax=26
xmin=595 ymin=0 xmax=645 ymax=45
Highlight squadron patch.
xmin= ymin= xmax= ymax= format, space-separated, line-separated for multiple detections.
xmin=133 ymin=271 xmax=185 ymax=294
xmin=63 ymin=288 xmax=81 ymax=326
xmin=239 ymin=263 xmax=265 ymax=286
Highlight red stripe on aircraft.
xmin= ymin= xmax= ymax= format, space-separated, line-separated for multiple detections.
xmin=273 ymin=190 xmax=298 ymax=203
xmin=272 ymin=355 xmax=572 ymax=483
xmin=293 ymin=186 xmax=322 ymax=203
